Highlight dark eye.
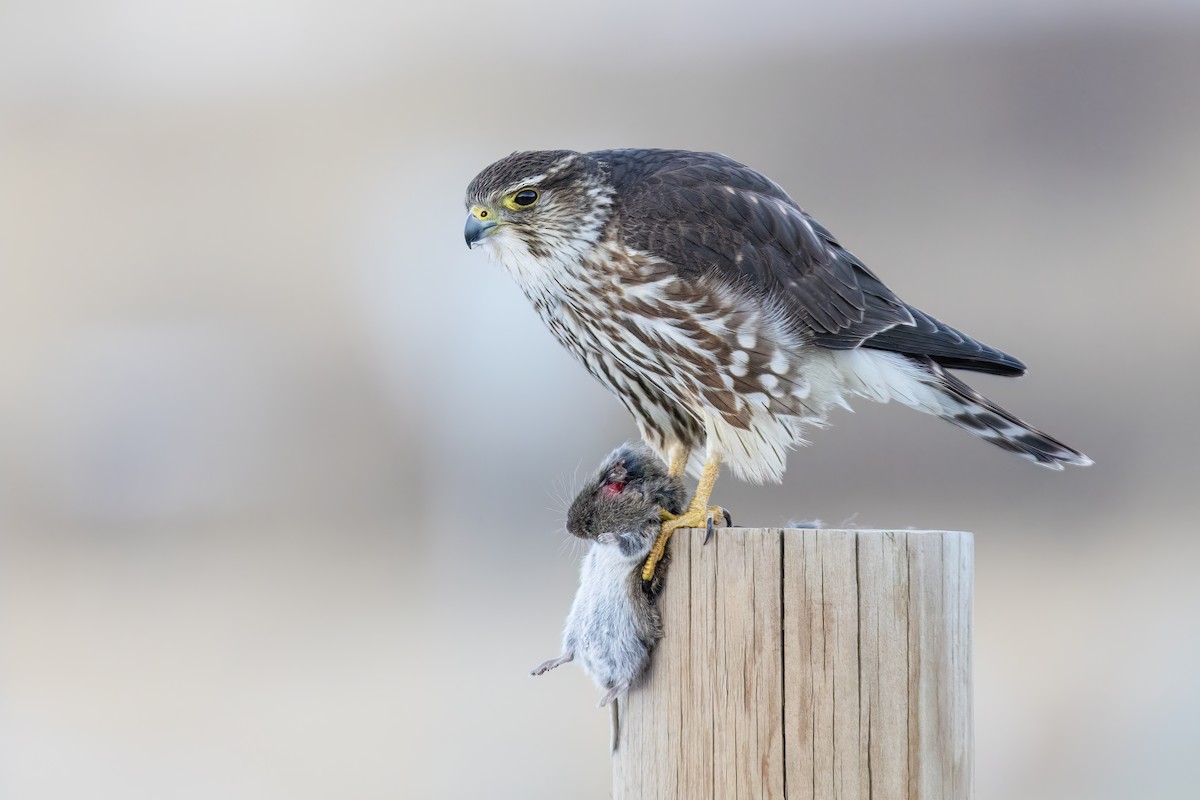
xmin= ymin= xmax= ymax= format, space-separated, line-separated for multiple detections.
xmin=513 ymin=189 xmax=539 ymax=207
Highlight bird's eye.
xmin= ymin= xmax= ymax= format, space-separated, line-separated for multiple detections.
xmin=504 ymin=188 xmax=540 ymax=210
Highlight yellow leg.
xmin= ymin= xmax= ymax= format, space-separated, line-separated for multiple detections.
xmin=642 ymin=452 xmax=723 ymax=581
xmin=667 ymin=444 xmax=690 ymax=479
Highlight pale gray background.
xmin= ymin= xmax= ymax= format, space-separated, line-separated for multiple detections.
xmin=1 ymin=1 xmax=1198 ymax=798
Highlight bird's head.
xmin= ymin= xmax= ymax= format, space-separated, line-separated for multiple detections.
xmin=464 ymin=150 xmax=614 ymax=269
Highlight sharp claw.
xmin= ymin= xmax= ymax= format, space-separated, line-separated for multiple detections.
xmin=722 ymin=508 xmax=733 ymax=528
xmin=704 ymin=515 xmax=714 ymax=545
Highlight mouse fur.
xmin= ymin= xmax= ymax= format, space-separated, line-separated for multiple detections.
xmin=531 ymin=443 xmax=685 ymax=751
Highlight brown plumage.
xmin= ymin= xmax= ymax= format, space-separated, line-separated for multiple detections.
xmin=465 ymin=148 xmax=1090 ymax=482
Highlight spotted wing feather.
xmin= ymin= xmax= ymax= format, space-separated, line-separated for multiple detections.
xmin=595 ymin=148 xmax=1025 ymax=377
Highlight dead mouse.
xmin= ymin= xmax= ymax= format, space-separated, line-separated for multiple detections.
xmin=531 ymin=443 xmax=685 ymax=751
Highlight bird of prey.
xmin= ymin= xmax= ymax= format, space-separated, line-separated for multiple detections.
xmin=464 ymin=149 xmax=1090 ymax=579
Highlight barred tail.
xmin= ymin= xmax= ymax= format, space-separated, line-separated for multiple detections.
xmin=833 ymin=349 xmax=1092 ymax=470
xmin=925 ymin=360 xmax=1092 ymax=470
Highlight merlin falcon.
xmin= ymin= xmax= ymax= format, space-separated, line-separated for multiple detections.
xmin=464 ymin=149 xmax=1090 ymax=579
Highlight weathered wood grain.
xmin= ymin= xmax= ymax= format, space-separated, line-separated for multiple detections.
xmin=613 ymin=528 xmax=973 ymax=800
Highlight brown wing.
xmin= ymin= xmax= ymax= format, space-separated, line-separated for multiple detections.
xmin=594 ymin=148 xmax=1025 ymax=377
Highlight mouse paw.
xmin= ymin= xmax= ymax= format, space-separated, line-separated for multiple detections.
xmin=599 ymin=682 xmax=628 ymax=707
xmin=531 ymin=653 xmax=573 ymax=676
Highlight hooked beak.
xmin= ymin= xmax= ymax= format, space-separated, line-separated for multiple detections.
xmin=464 ymin=212 xmax=498 ymax=248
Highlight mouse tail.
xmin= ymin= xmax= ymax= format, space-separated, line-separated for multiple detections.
xmin=609 ymin=697 xmax=620 ymax=753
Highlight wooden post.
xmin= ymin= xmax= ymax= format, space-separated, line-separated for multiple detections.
xmin=613 ymin=528 xmax=973 ymax=800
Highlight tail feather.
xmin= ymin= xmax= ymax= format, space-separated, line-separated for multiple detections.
xmin=923 ymin=359 xmax=1092 ymax=470
xmin=832 ymin=349 xmax=1092 ymax=469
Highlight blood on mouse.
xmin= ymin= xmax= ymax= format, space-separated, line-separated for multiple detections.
xmin=601 ymin=481 xmax=625 ymax=497
xmin=531 ymin=442 xmax=686 ymax=752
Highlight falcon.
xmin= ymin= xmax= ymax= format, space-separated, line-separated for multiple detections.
xmin=464 ymin=149 xmax=1090 ymax=579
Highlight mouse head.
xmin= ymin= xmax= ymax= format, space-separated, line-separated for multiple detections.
xmin=567 ymin=443 xmax=686 ymax=542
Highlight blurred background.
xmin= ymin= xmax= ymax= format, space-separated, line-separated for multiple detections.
xmin=1 ymin=1 xmax=1198 ymax=797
